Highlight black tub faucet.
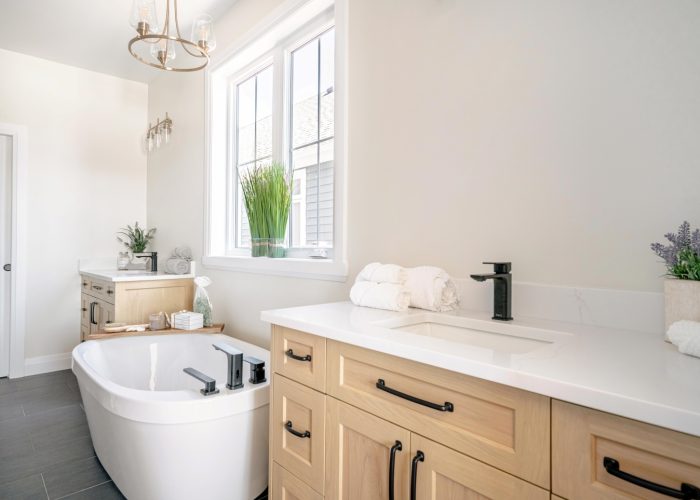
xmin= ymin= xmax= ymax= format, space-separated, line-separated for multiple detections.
xmin=470 ymin=262 xmax=513 ymax=321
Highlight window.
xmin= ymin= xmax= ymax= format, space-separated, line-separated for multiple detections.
xmin=206 ymin=0 xmax=346 ymax=280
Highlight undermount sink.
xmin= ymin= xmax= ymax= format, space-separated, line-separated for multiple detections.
xmin=374 ymin=313 xmax=571 ymax=354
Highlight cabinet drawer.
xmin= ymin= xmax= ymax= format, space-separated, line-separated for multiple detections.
xmin=272 ymin=326 xmax=326 ymax=392
xmin=552 ymin=400 xmax=700 ymax=499
xmin=327 ymin=340 xmax=550 ymax=488
xmin=272 ymin=374 xmax=325 ymax=494
xmin=89 ymin=279 xmax=115 ymax=303
xmin=412 ymin=434 xmax=549 ymax=500
xmin=271 ymin=462 xmax=323 ymax=500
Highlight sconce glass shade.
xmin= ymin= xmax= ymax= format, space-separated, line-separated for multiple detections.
xmin=150 ymin=39 xmax=176 ymax=63
xmin=191 ymin=14 xmax=216 ymax=52
xmin=163 ymin=126 xmax=171 ymax=144
xmin=129 ymin=0 xmax=159 ymax=33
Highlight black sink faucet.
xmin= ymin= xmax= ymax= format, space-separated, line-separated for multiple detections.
xmin=470 ymin=262 xmax=513 ymax=321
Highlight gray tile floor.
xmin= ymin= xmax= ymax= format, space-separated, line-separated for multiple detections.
xmin=0 ymin=370 xmax=126 ymax=499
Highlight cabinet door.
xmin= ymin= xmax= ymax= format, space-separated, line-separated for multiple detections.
xmin=411 ymin=434 xmax=549 ymax=500
xmin=271 ymin=463 xmax=323 ymax=500
xmin=80 ymin=294 xmax=90 ymax=326
xmin=99 ymin=301 xmax=115 ymax=328
xmin=326 ymin=397 xmax=411 ymax=500
xmin=272 ymin=375 xmax=326 ymax=494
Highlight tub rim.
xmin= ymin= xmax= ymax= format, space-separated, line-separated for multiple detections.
xmin=72 ymin=333 xmax=270 ymax=424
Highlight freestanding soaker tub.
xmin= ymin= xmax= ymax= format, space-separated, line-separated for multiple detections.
xmin=72 ymin=334 xmax=269 ymax=500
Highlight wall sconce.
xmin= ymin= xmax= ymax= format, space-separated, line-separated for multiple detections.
xmin=146 ymin=113 xmax=173 ymax=152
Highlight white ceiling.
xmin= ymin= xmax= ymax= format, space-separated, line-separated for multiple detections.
xmin=0 ymin=0 xmax=238 ymax=83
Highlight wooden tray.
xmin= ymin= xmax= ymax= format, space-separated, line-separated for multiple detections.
xmin=85 ymin=323 xmax=225 ymax=341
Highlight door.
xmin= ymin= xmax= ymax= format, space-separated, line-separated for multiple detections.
xmin=326 ymin=397 xmax=411 ymax=500
xmin=0 ymin=134 xmax=11 ymax=377
xmin=410 ymin=434 xmax=549 ymax=500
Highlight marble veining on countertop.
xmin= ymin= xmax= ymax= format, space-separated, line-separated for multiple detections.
xmin=261 ymin=301 xmax=700 ymax=437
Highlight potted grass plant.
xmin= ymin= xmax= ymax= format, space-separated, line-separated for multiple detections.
xmin=240 ymin=162 xmax=292 ymax=258
xmin=651 ymin=221 xmax=700 ymax=335
xmin=264 ymin=163 xmax=292 ymax=258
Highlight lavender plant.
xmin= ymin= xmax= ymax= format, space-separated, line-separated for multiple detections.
xmin=651 ymin=221 xmax=700 ymax=280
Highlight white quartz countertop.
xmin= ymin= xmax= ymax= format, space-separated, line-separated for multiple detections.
xmin=80 ymin=269 xmax=195 ymax=282
xmin=261 ymin=301 xmax=700 ymax=437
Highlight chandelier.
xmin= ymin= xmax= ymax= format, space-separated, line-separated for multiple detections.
xmin=128 ymin=0 xmax=217 ymax=72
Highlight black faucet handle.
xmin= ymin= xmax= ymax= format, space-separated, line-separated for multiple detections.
xmin=483 ymin=262 xmax=511 ymax=274
xmin=244 ymin=356 xmax=267 ymax=384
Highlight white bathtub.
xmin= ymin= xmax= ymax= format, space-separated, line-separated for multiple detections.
xmin=72 ymin=334 xmax=269 ymax=500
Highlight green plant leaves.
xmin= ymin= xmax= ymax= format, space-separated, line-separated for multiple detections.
xmin=116 ymin=222 xmax=157 ymax=253
xmin=239 ymin=162 xmax=292 ymax=241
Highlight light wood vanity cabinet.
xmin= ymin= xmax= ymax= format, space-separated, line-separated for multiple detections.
xmin=269 ymin=325 xmax=700 ymax=500
xmin=80 ymin=274 xmax=193 ymax=341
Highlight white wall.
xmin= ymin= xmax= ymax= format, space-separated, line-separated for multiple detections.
xmin=0 ymin=49 xmax=148 ymax=364
xmin=147 ymin=0 xmax=700 ymax=347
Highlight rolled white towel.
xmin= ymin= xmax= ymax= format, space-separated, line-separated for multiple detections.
xmin=405 ymin=266 xmax=459 ymax=312
xmin=165 ymin=258 xmax=191 ymax=275
xmin=356 ymin=262 xmax=406 ymax=284
xmin=172 ymin=246 xmax=193 ymax=260
xmin=667 ymin=320 xmax=700 ymax=358
xmin=350 ymin=281 xmax=410 ymax=312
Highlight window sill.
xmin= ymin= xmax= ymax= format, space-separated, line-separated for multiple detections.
xmin=202 ymin=254 xmax=348 ymax=282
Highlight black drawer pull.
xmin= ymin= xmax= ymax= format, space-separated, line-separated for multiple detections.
xmin=376 ymin=379 xmax=454 ymax=412
xmin=410 ymin=450 xmax=424 ymax=500
xmin=285 ymin=420 xmax=311 ymax=439
xmin=92 ymin=285 xmax=103 ymax=291
xmin=603 ymin=457 xmax=700 ymax=499
xmin=285 ymin=349 xmax=311 ymax=362
xmin=389 ymin=440 xmax=402 ymax=500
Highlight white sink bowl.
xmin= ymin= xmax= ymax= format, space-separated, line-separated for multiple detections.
xmin=374 ymin=313 xmax=571 ymax=354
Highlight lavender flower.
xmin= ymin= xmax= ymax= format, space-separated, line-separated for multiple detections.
xmin=651 ymin=221 xmax=700 ymax=280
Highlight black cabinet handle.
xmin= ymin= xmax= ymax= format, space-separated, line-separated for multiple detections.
xmin=92 ymin=285 xmax=103 ymax=291
xmin=89 ymin=302 xmax=98 ymax=325
xmin=376 ymin=379 xmax=454 ymax=412
xmin=603 ymin=457 xmax=700 ymax=499
xmin=285 ymin=349 xmax=312 ymax=362
xmin=285 ymin=420 xmax=311 ymax=439
xmin=389 ymin=440 xmax=402 ymax=500
xmin=410 ymin=450 xmax=424 ymax=500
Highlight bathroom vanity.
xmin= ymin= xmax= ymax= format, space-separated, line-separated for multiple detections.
xmin=80 ymin=270 xmax=194 ymax=341
xmin=262 ymin=303 xmax=700 ymax=500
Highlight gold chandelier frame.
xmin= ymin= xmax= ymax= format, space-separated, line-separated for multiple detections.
xmin=128 ymin=0 xmax=211 ymax=72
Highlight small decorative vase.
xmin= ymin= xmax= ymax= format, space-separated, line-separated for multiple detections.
xmin=251 ymin=238 xmax=269 ymax=258
xmin=664 ymin=278 xmax=700 ymax=340
xmin=268 ymin=238 xmax=286 ymax=258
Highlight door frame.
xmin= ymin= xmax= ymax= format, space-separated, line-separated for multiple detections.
xmin=0 ymin=123 xmax=28 ymax=378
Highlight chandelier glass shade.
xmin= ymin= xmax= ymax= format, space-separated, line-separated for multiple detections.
xmin=128 ymin=0 xmax=216 ymax=72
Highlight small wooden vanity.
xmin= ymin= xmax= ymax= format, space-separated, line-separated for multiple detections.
xmin=80 ymin=271 xmax=194 ymax=341
xmin=268 ymin=325 xmax=700 ymax=500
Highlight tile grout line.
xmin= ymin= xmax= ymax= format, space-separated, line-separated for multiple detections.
xmin=53 ymin=479 xmax=113 ymax=500
xmin=40 ymin=473 xmax=49 ymax=500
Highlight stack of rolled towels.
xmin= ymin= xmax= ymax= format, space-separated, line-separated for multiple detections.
xmin=667 ymin=320 xmax=700 ymax=358
xmin=350 ymin=262 xmax=459 ymax=312
xmin=164 ymin=246 xmax=193 ymax=275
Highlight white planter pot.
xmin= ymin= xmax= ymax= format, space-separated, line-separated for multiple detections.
xmin=664 ymin=278 xmax=700 ymax=339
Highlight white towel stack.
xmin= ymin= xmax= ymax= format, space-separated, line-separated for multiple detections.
xmin=349 ymin=262 xmax=459 ymax=312
xmin=350 ymin=263 xmax=410 ymax=312
xmin=667 ymin=320 xmax=700 ymax=358
xmin=173 ymin=311 xmax=204 ymax=330
xmin=165 ymin=246 xmax=193 ymax=275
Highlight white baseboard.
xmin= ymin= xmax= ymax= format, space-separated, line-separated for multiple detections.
xmin=24 ymin=352 xmax=72 ymax=376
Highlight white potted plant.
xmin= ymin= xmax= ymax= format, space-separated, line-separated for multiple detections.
xmin=651 ymin=221 xmax=700 ymax=337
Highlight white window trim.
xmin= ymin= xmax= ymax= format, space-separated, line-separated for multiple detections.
xmin=203 ymin=0 xmax=347 ymax=282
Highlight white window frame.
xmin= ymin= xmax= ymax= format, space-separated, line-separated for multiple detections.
xmin=203 ymin=0 xmax=347 ymax=281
